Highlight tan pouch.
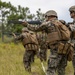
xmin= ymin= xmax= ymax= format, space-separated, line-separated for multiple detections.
xmin=58 ymin=42 xmax=64 ymax=54
xmin=63 ymin=43 xmax=70 ymax=54
xmin=67 ymin=43 xmax=74 ymax=61
xmin=58 ymin=42 xmax=70 ymax=54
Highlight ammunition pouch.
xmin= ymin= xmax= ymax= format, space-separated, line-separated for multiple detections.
xmin=24 ymin=44 xmax=39 ymax=51
xmin=58 ymin=42 xmax=69 ymax=54
xmin=67 ymin=43 xmax=74 ymax=61
xmin=58 ymin=42 xmax=74 ymax=61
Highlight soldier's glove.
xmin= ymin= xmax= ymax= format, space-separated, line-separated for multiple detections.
xmin=22 ymin=21 xmax=28 ymax=27
xmin=12 ymin=32 xmax=17 ymax=38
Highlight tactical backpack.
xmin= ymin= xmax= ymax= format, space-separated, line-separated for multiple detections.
xmin=22 ymin=32 xmax=38 ymax=45
xmin=22 ymin=32 xmax=39 ymax=50
xmin=46 ymin=20 xmax=71 ymax=44
xmin=52 ymin=20 xmax=71 ymax=41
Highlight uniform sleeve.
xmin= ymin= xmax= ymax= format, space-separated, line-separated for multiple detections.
xmin=24 ymin=21 xmax=50 ymax=32
xmin=15 ymin=34 xmax=23 ymax=41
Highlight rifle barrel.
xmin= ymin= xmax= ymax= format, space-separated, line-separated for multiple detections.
xmin=8 ymin=20 xmax=42 ymax=25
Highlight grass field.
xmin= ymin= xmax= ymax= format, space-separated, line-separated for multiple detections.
xmin=0 ymin=43 xmax=74 ymax=75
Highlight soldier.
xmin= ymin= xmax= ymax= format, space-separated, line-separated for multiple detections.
xmin=22 ymin=10 xmax=70 ymax=75
xmin=68 ymin=5 xmax=75 ymax=75
xmin=12 ymin=27 xmax=39 ymax=72
xmin=37 ymin=30 xmax=47 ymax=61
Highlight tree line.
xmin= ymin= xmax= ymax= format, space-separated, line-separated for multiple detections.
xmin=0 ymin=0 xmax=44 ymax=33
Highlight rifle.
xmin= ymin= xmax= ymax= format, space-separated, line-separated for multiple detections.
xmin=3 ymin=32 xmax=20 ymax=35
xmin=8 ymin=20 xmax=42 ymax=25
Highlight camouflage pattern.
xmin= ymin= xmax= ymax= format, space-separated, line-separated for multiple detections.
xmin=14 ymin=30 xmax=38 ymax=72
xmin=72 ymin=45 xmax=75 ymax=75
xmin=45 ymin=10 xmax=57 ymax=17
xmin=68 ymin=20 xmax=75 ymax=75
xmin=26 ymin=19 xmax=70 ymax=43
xmin=37 ymin=31 xmax=47 ymax=61
xmin=23 ymin=50 xmax=36 ymax=72
xmin=57 ymin=55 xmax=67 ymax=75
xmin=69 ymin=5 xmax=75 ymax=12
xmin=68 ymin=5 xmax=75 ymax=74
xmin=23 ymin=17 xmax=68 ymax=75
xmin=22 ymin=27 xmax=29 ymax=32
xmin=47 ymin=43 xmax=67 ymax=75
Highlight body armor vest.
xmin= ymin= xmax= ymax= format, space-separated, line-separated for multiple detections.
xmin=22 ymin=33 xmax=39 ymax=51
xmin=46 ymin=22 xmax=61 ymax=44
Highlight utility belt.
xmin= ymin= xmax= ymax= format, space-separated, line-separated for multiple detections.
xmin=24 ymin=43 xmax=39 ymax=51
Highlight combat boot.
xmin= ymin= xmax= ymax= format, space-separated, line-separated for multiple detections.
xmin=25 ymin=66 xmax=31 ymax=72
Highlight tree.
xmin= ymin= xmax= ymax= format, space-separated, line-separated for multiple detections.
xmin=35 ymin=8 xmax=44 ymax=21
xmin=0 ymin=0 xmax=45 ymax=37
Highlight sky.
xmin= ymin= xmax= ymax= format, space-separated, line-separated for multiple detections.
xmin=2 ymin=0 xmax=75 ymax=22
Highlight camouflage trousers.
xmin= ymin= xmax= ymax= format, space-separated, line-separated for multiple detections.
xmin=39 ymin=48 xmax=47 ymax=61
xmin=23 ymin=50 xmax=36 ymax=72
xmin=47 ymin=44 xmax=67 ymax=75
xmin=72 ymin=45 xmax=75 ymax=75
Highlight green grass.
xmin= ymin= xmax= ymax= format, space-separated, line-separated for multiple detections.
xmin=0 ymin=43 xmax=74 ymax=75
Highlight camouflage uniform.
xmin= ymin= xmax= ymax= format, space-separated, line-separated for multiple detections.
xmin=37 ymin=31 xmax=47 ymax=61
xmin=68 ymin=5 xmax=75 ymax=75
xmin=14 ymin=28 xmax=38 ymax=72
xmin=23 ymin=10 xmax=68 ymax=75
xmin=47 ymin=43 xmax=67 ymax=75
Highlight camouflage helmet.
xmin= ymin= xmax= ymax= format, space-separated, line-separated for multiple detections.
xmin=22 ymin=27 xmax=29 ymax=32
xmin=45 ymin=10 xmax=58 ymax=17
xmin=69 ymin=5 xmax=75 ymax=12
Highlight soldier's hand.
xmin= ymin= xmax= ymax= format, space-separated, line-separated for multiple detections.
xmin=22 ymin=21 xmax=28 ymax=27
xmin=12 ymin=32 xmax=16 ymax=38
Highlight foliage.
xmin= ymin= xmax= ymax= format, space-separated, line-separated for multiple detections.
xmin=0 ymin=43 xmax=74 ymax=75
xmin=0 ymin=0 xmax=44 ymax=34
xmin=0 ymin=43 xmax=45 ymax=75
